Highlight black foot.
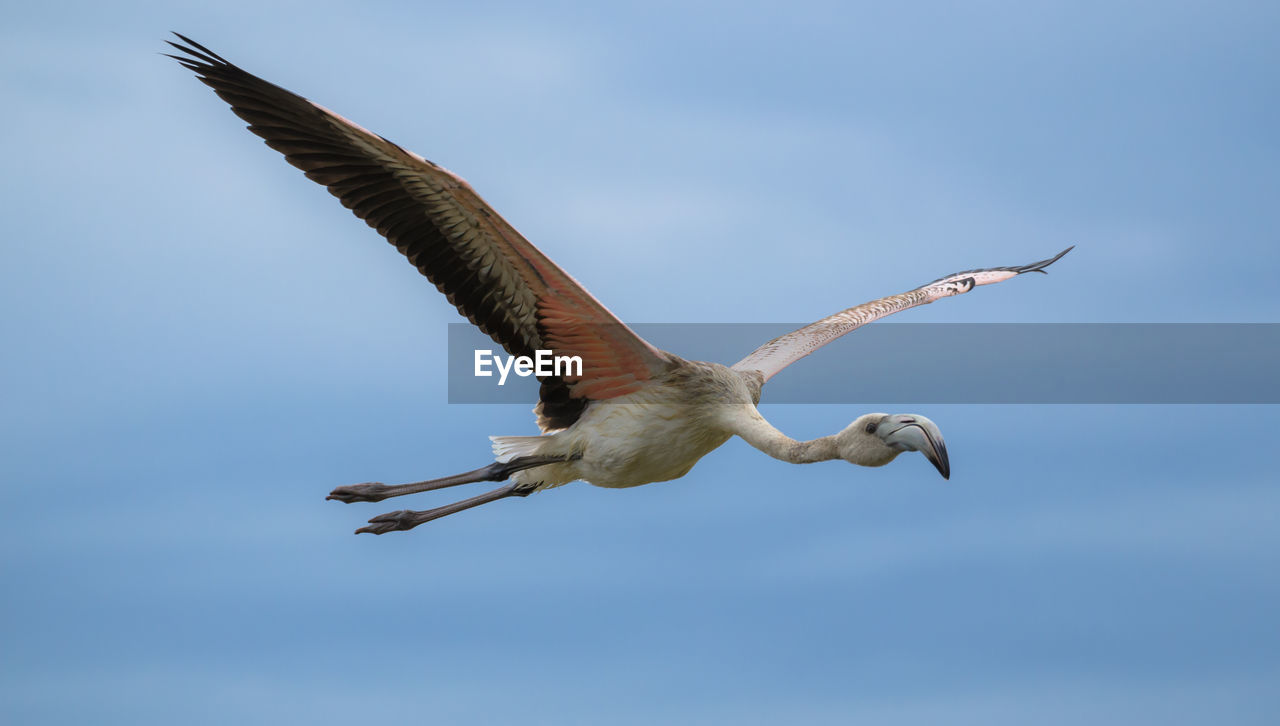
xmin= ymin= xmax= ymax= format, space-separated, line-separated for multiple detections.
xmin=327 ymin=482 xmax=392 ymax=503
xmin=355 ymin=510 xmax=420 ymax=535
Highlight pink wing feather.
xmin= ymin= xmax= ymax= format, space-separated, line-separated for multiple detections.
xmin=732 ymin=248 xmax=1073 ymax=382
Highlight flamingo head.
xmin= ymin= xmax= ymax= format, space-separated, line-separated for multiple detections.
xmin=837 ymin=413 xmax=950 ymax=479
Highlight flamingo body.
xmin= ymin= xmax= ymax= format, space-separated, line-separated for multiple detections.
xmin=498 ymin=359 xmax=757 ymax=489
xmin=166 ymin=34 xmax=1071 ymax=533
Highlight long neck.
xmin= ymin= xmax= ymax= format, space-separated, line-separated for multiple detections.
xmin=727 ymin=406 xmax=839 ymax=464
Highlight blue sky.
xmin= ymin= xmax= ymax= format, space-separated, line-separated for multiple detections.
xmin=2 ymin=1 xmax=1278 ymax=724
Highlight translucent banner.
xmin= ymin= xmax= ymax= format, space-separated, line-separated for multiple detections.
xmin=446 ymin=323 xmax=1280 ymax=404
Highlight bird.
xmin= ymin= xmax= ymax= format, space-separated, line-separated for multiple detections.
xmin=167 ymin=34 xmax=1071 ymax=535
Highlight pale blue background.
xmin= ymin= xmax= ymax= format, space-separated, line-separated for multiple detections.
xmin=3 ymin=1 xmax=1278 ymax=724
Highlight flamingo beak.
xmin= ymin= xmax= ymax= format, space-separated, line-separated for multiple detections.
xmin=879 ymin=414 xmax=950 ymax=480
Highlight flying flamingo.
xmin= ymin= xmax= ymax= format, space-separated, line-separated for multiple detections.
xmin=168 ymin=35 xmax=1071 ymax=534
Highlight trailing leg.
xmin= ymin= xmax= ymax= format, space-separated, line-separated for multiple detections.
xmin=355 ymin=482 xmax=538 ymax=534
xmin=326 ymin=454 xmax=574 ymax=503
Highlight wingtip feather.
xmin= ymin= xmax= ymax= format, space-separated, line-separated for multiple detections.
xmin=165 ymin=33 xmax=232 ymax=70
xmin=1017 ymin=245 xmax=1074 ymax=275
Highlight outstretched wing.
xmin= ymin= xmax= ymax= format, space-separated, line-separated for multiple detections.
xmin=732 ymin=247 xmax=1073 ymax=382
xmin=167 ymin=34 xmax=672 ymax=430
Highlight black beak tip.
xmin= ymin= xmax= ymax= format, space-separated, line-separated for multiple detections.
xmin=933 ymin=445 xmax=950 ymax=480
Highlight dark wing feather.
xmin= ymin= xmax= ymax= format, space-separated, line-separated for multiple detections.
xmin=168 ymin=34 xmax=672 ymax=430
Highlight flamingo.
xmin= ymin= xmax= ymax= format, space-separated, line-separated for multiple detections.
xmin=167 ymin=35 xmax=1071 ymax=535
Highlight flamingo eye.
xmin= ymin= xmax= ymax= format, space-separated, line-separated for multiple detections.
xmin=865 ymin=422 xmax=878 ymax=434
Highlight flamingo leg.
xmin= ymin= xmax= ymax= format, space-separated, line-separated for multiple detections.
xmin=355 ymin=482 xmax=537 ymax=534
xmin=326 ymin=455 xmax=574 ymax=503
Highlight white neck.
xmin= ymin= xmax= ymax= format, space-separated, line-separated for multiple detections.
xmin=726 ymin=406 xmax=840 ymax=464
